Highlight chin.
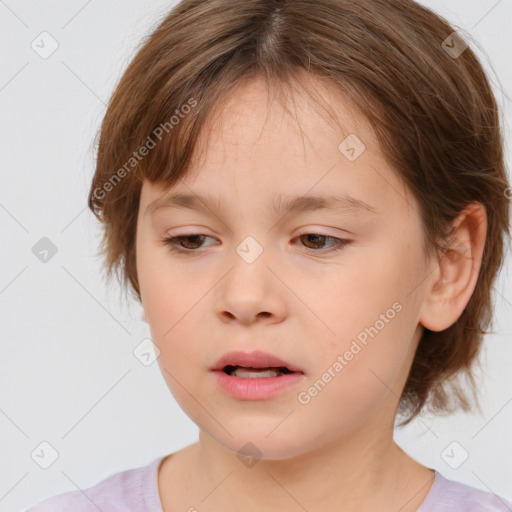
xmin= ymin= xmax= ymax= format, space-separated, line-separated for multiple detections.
xmin=210 ymin=427 xmax=310 ymax=462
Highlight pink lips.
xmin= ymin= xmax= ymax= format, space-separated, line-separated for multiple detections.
xmin=210 ymin=350 xmax=304 ymax=373
xmin=210 ymin=350 xmax=305 ymax=400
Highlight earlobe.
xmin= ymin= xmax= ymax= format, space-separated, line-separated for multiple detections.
xmin=419 ymin=202 xmax=487 ymax=332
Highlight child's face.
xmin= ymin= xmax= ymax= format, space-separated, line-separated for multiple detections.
xmin=136 ymin=76 xmax=434 ymax=459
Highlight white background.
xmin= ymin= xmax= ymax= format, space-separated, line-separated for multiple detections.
xmin=1 ymin=1 xmax=511 ymax=510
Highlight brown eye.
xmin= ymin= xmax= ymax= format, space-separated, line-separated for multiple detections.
xmin=296 ymin=233 xmax=351 ymax=254
xmin=174 ymin=235 xmax=207 ymax=250
xmin=162 ymin=234 xmax=214 ymax=252
xmin=161 ymin=233 xmax=351 ymax=255
xmin=299 ymin=234 xmax=331 ymax=250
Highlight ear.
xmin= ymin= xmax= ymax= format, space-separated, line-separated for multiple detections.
xmin=419 ymin=202 xmax=487 ymax=332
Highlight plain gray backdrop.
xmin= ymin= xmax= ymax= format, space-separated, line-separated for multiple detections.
xmin=1 ymin=1 xmax=511 ymax=510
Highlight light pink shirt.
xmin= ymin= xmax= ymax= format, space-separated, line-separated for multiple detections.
xmin=25 ymin=455 xmax=512 ymax=511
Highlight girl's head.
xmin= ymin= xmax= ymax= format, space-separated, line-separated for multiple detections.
xmin=88 ymin=0 xmax=510 ymax=457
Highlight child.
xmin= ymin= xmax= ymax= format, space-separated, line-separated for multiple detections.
xmin=27 ymin=0 xmax=511 ymax=510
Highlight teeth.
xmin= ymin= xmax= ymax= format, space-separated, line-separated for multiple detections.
xmin=231 ymin=367 xmax=282 ymax=378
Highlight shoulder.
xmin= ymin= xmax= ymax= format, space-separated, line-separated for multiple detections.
xmin=419 ymin=470 xmax=512 ymax=512
xmin=25 ymin=456 xmax=165 ymax=512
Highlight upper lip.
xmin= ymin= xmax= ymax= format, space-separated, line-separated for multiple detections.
xmin=211 ymin=350 xmax=304 ymax=373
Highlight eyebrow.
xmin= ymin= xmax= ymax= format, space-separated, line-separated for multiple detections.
xmin=145 ymin=192 xmax=378 ymax=217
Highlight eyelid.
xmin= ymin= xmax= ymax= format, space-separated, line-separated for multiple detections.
xmin=295 ymin=226 xmax=353 ymax=237
xmin=160 ymin=231 xmax=352 ymax=255
xmin=163 ymin=227 xmax=348 ymax=242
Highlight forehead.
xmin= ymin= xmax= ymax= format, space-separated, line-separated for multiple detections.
xmin=139 ymin=74 xmax=417 ymax=226
xmin=188 ymin=74 xmax=379 ymax=172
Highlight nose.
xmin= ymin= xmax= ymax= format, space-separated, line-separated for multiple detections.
xmin=215 ymin=241 xmax=286 ymax=326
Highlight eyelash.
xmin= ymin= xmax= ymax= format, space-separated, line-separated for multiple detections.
xmin=160 ymin=233 xmax=351 ymax=256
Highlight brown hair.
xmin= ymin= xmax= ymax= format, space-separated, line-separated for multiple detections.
xmin=88 ymin=0 xmax=510 ymax=425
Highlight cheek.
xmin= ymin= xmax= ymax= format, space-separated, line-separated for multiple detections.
xmin=318 ymin=259 xmax=398 ymax=342
xmin=137 ymin=246 xmax=210 ymax=367
xmin=137 ymin=241 xmax=192 ymax=329
xmin=313 ymin=244 xmax=418 ymax=383
xmin=297 ymin=309 xmax=413 ymax=435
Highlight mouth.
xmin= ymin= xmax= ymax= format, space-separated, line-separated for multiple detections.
xmin=221 ymin=365 xmax=295 ymax=378
xmin=211 ymin=349 xmax=304 ymax=376
xmin=211 ymin=352 xmax=305 ymax=400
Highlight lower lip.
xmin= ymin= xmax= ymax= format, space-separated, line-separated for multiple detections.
xmin=212 ymin=370 xmax=305 ymax=400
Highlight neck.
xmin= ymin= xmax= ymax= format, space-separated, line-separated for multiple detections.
xmin=183 ymin=422 xmax=433 ymax=511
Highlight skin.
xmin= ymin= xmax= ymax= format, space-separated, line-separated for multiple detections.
xmin=135 ymin=75 xmax=487 ymax=511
